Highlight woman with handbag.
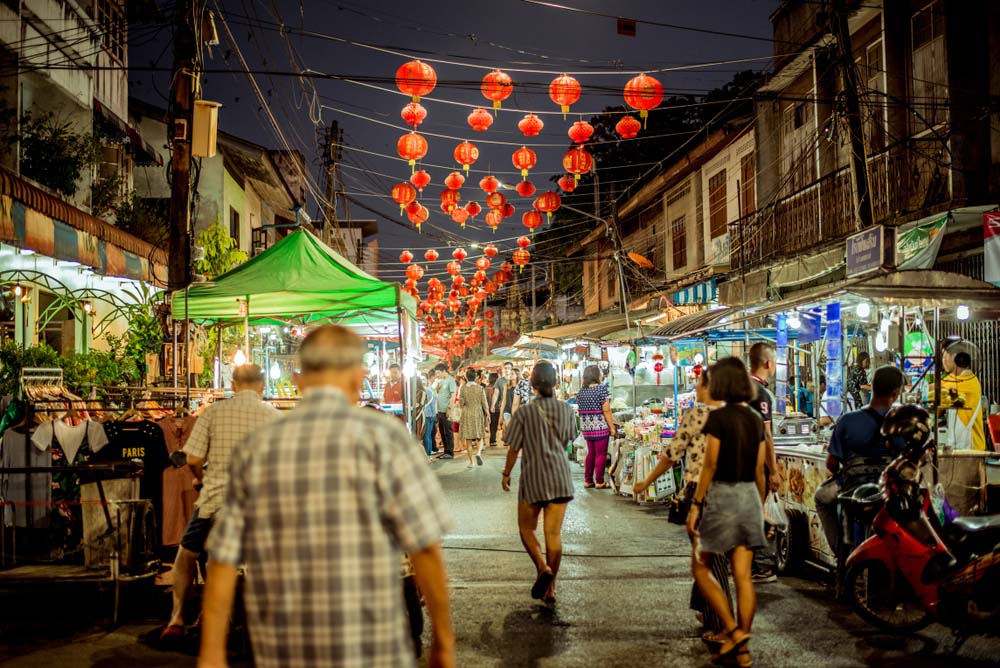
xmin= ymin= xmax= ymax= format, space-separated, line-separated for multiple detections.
xmin=459 ymin=368 xmax=489 ymax=467
xmin=500 ymin=362 xmax=578 ymax=605
xmin=634 ymin=368 xmax=732 ymax=642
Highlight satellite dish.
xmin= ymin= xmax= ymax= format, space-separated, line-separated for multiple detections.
xmin=627 ymin=252 xmax=653 ymax=269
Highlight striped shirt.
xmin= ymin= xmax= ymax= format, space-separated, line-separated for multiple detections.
xmin=207 ymin=387 xmax=451 ymax=668
xmin=504 ymin=397 xmax=578 ymax=504
xmin=183 ymin=390 xmax=280 ymax=517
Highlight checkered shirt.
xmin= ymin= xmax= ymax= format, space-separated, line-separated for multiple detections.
xmin=207 ymin=387 xmax=452 ymax=668
xmin=183 ymin=390 xmax=280 ymax=517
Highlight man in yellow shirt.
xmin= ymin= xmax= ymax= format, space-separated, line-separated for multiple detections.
xmin=939 ymin=339 xmax=985 ymax=451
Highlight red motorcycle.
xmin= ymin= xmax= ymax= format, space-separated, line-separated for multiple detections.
xmin=845 ymin=406 xmax=1000 ymax=645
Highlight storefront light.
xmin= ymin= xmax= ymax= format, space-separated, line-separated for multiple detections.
xmin=787 ymin=311 xmax=801 ymax=329
xmin=269 ymin=361 xmax=281 ymax=380
xmin=956 ymin=304 xmax=970 ymax=321
xmin=12 ymin=283 xmax=23 ymax=297
xmin=855 ymin=302 xmax=871 ymax=318
xmin=18 ymin=248 xmax=34 ymax=256
xmin=82 ymin=301 xmax=93 ymax=315
xmin=875 ymin=331 xmax=889 ymax=353
xmin=233 ymin=349 xmax=247 ymax=366
xmin=402 ymin=359 xmax=416 ymax=378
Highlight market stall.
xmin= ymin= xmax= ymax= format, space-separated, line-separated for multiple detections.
xmin=170 ymin=229 xmax=419 ymax=426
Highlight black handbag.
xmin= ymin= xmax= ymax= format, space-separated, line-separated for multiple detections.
xmin=668 ymin=482 xmax=696 ymax=525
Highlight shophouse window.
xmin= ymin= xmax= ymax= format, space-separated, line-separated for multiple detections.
xmin=911 ymin=1 xmax=948 ymax=130
xmin=671 ymin=214 xmax=687 ymax=270
xmin=229 ymin=207 xmax=241 ymax=249
xmin=97 ymin=0 xmax=125 ymax=62
xmin=781 ymin=90 xmax=817 ymax=192
xmin=862 ymin=40 xmax=887 ymax=151
xmin=740 ymin=154 xmax=756 ymax=217
xmin=708 ymin=170 xmax=727 ymax=239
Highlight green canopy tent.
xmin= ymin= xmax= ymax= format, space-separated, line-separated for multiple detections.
xmin=171 ymin=229 xmax=419 ymax=425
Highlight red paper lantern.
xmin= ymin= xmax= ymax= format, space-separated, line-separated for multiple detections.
xmin=485 ymin=310 xmax=495 ymax=319
xmin=395 ymin=60 xmax=437 ymax=102
xmin=534 ymin=191 xmax=561 ymax=221
xmin=397 ymin=132 xmax=428 ymax=170
xmin=512 ymin=146 xmax=537 ymax=179
xmin=512 ymin=248 xmax=531 ymax=271
xmin=452 ymin=248 xmax=468 ymax=262
xmin=391 ymin=182 xmax=417 ymax=213
xmin=563 ymin=147 xmax=593 ymax=181
xmin=454 ymin=141 xmax=479 ymax=173
xmin=399 ymin=250 xmax=414 ymax=264
xmin=464 ymin=201 xmax=482 ymax=218
xmin=522 ymin=210 xmax=543 ymax=234
xmin=480 ymin=175 xmax=500 ymax=194
xmin=549 ymin=74 xmax=581 ymax=118
xmin=467 ymin=107 xmax=494 ymax=132
xmin=483 ymin=244 xmax=498 ymax=258
xmin=501 ymin=260 xmax=514 ymax=273
xmin=446 ymin=261 xmax=462 ymax=276
xmin=516 ymin=180 xmax=536 ymax=198
xmin=410 ymin=169 xmax=431 ymax=192
xmin=518 ymin=113 xmax=544 ymax=137
xmin=475 ymin=288 xmax=488 ymax=301
xmin=486 ymin=192 xmax=506 ymax=210
xmin=440 ymin=188 xmax=461 ymax=213
xmin=517 ymin=235 xmax=531 ymax=249
xmin=615 ymin=115 xmax=641 ymax=139
xmin=558 ymin=174 xmax=577 ymax=193
xmin=451 ymin=207 xmax=469 ymax=227
xmin=568 ymin=120 xmax=594 ymax=144
xmin=424 ymin=249 xmax=439 ymax=262
xmin=444 ymin=171 xmax=465 ymax=190
xmin=481 ymin=69 xmax=513 ymax=110
xmin=624 ymin=73 xmax=664 ymax=127
xmin=406 ymin=264 xmax=425 ymax=281
xmin=501 ymin=202 xmax=516 ymax=218
xmin=475 ymin=257 xmax=491 ymax=271
xmin=452 ymin=274 xmax=465 ymax=286
xmin=401 ymin=102 xmax=427 ymax=127
xmin=406 ymin=202 xmax=429 ymax=231
xmin=485 ymin=210 xmax=502 ymax=232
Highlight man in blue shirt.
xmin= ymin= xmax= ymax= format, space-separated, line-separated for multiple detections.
xmin=432 ymin=364 xmax=457 ymax=459
xmin=816 ymin=365 xmax=905 ymax=555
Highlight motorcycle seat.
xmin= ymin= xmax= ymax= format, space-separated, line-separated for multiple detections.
xmin=944 ymin=516 xmax=1000 ymax=561
xmin=950 ymin=515 xmax=1000 ymax=536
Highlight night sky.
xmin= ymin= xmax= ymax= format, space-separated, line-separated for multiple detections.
xmin=130 ymin=1 xmax=777 ymax=282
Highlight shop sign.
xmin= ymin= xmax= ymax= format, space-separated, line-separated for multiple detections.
xmin=897 ymin=214 xmax=947 ymax=270
xmin=846 ymin=226 xmax=895 ymax=278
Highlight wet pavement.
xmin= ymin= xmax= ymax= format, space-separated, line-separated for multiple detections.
xmin=1 ymin=446 xmax=998 ymax=667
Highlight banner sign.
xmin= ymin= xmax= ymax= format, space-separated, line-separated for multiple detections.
xmin=897 ymin=214 xmax=947 ymax=270
xmin=985 ymin=212 xmax=1000 ymax=287
xmin=846 ymin=226 xmax=895 ymax=278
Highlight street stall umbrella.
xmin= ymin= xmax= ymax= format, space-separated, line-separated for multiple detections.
xmin=444 ymin=171 xmax=465 ymax=190
xmin=549 ymin=73 xmax=581 ymax=118
xmin=512 ymin=146 xmax=537 ymax=180
xmin=454 ymin=141 xmax=479 ymax=173
xmin=391 ymin=182 xmax=417 ymax=213
xmin=568 ymin=120 xmax=594 ymax=144
xmin=518 ymin=113 xmax=544 ymax=137
xmin=616 ymin=115 xmax=641 ymax=139
xmin=467 ymin=107 xmax=494 ymax=132
xmin=624 ymin=73 xmax=664 ymax=128
xmin=396 ymin=60 xmax=437 ymax=102
xmin=401 ymin=102 xmax=427 ymax=127
xmin=558 ymin=174 xmax=577 ymax=193
xmin=397 ymin=131 xmax=428 ymax=171
xmin=481 ymin=69 xmax=513 ymax=110
xmin=410 ymin=169 xmax=431 ymax=192
xmin=563 ymin=146 xmax=594 ymax=181
xmin=516 ymin=180 xmax=536 ymax=198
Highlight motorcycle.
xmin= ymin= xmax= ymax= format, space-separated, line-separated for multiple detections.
xmin=844 ymin=406 xmax=1000 ymax=645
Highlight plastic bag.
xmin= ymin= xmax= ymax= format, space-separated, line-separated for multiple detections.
xmin=762 ymin=492 xmax=789 ymax=531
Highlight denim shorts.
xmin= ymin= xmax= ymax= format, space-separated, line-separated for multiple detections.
xmin=697 ymin=482 xmax=766 ymax=555
xmin=180 ymin=509 xmax=214 ymax=554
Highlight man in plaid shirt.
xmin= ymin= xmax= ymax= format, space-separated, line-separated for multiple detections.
xmin=198 ymin=326 xmax=454 ymax=668
xmin=163 ymin=363 xmax=279 ymax=638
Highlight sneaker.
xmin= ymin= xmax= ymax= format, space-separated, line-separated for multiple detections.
xmin=441 ymin=454 xmax=454 ymax=460
xmin=475 ymin=454 xmax=484 ymax=466
xmin=752 ymin=571 xmax=777 ymax=584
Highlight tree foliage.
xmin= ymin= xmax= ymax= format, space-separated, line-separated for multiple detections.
xmin=194 ymin=221 xmax=248 ymax=278
xmin=15 ymin=113 xmax=100 ymax=198
xmin=113 ymin=192 xmax=170 ymax=246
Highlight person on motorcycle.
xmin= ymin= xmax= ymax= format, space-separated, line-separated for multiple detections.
xmin=815 ymin=365 xmax=906 ymax=556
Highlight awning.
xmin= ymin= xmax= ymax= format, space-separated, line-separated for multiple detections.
xmin=526 ymin=311 xmax=654 ymax=343
xmin=94 ymin=99 xmax=163 ymax=167
xmin=671 ymin=278 xmax=718 ymax=305
xmin=650 ymin=306 xmax=735 ymax=338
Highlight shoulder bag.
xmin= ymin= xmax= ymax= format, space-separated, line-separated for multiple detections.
xmin=447 ymin=385 xmax=463 ymax=423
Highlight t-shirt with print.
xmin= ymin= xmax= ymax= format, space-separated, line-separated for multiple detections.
xmin=665 ymin=404 xmax=713 ymax=485
xmin=750 ymin=377 xmax=773 ymax=425
xmin=701 ymin=404 xmax=764 ymax=483
xmin=514 ymin=379 xmax=532 ymax=406
xmin=94 ymin=421 xmax=170 ymax=531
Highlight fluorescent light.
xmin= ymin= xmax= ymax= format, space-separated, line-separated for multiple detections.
xmin=56 ymin=260 xmax=80 ymax=268
xmin=19 ymin=248 xmax=34 ymax=256
xmin=233 ymin=349 xmax=247 ymax=366
xmin=855 ymin=302 xmax=871 ymax=318
xmin=957 ymin=304 xmax=970 ymax=321
xmin=787 ymin=311 xmax=801 ymax=329
xmin=269 ymin=362 xmax=281 ymax=380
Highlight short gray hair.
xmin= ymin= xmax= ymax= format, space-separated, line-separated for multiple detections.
xmin=299 ymin=325 xmax=366 ymax=372
xmin=233 ymin=364 xmax=265 ymax=385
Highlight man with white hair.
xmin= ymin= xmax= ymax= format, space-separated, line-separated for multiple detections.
xmin=198 ymin=326 xmax=454 ymax=668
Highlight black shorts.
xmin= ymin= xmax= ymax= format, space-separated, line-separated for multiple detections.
xmin=532 ymin=496 xmax=573 ymax=509
xmin=180 ymin=509 xmax=214 ymax=554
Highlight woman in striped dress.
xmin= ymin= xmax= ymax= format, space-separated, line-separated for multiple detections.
xmin=501 ymin=361 xmax=578 ymax=605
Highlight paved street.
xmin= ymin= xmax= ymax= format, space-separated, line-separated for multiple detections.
xmin=2 ymin=446 xmax=999 ymax=667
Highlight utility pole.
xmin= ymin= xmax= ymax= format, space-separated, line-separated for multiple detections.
xmin=168 ymin=0 xmax=197 ymax=291
xmin=832 ymin=0 xmax=874 ymax=229
xmin=322 ymin=120 xmax=345 ymax=251
xmin=548 ymin=264 xmax=556 ymax=325
xmin=530 ymin=264 xmax=537 ymax=333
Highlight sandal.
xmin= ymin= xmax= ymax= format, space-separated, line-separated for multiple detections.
xmin=583 ymin=482 xmax=595 ymax=489
xmin=702 ymin=629 xmax=728 ymax=645
xmin=712 ymin=629 xmax=750 ymax=661
xmin=159 ymin=624 xmax=184 ymax=641
xmin=735 ymin=649 xmax=752 ymax=668
xmin=531 ymin=570 xmax=554 ymax=600
xmin=595 ymin=483 xmax=610 ymax=489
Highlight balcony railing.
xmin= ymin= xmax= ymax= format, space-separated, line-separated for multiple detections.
xmin=729 ymin=137 xmax=951 ymax=272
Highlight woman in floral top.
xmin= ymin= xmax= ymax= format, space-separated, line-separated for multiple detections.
xmin=634 ymin=369 xmax=733 ymax=641
xmin=846 ymin=351 xmax=872 ymax=409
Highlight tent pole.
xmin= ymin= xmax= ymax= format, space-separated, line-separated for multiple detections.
xmin=185 ymin=285 xmax=191 ymax=408
xmin=216 ymin=322 xmax=223 ymax=390
xmin=243 ymin=296 xmax=250 ymax=363
xmin=397 ymin=306 xmax=412 ymax=433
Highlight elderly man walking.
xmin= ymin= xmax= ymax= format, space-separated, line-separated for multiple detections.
xmin=198 ymin=326 xmax=455 ymax=668
xmin=162 ymin=364 xmax=279 ymax=639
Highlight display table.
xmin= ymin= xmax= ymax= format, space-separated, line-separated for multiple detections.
xmin=773 ymin=444 xmax=835 ymax=571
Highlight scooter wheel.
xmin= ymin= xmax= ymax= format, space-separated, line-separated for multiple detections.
xmin=845 ymin=561 xmax=932 ymax=633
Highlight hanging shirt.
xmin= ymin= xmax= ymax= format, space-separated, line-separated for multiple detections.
xmin=1 ymin=428 xmax=50 ymax=528
xmin=31 ymin=420 xmax=108 ymax=465
xmin=94 ymin=421 xmax=171 ymax=536
xmin=158 ymin=415 xmax=200 ymax=546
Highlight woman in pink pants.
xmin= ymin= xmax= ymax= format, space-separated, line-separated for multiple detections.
xmin=577 ymin=365 xmax=616 ymax=488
